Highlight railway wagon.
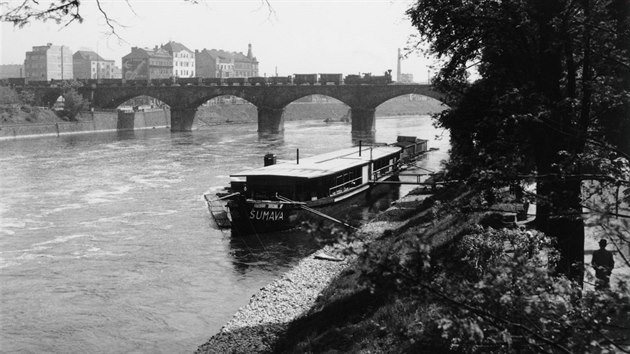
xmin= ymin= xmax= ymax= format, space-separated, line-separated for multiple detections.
xmin=7 ymin=78 xmax=26 ymax=86
xmin=268 ymin=76 xmax=293 ymax=85
xmin=98 ymin=78 xmax=124 ymax=87
xmin=293 ymin=74 xmax=318 ymax=85
xmin=224 ymin=77 xmax=247 ymax=86
xmin=177 ymin=77 xmax=202 ymax=86
xmin=319 ymin=73 xmax=343 ymax=85
xmin=49 ymin=79 xmax=70 ymax=87
xmin=123 ymin=79 xmax=151 ymax=87
xmin=26 ymin=80 xmax=51 ymax=87
xmin=344 ymin=74 xmax=362 ymax=85
xmin=202 ymin=77 xmax=224 ymax=86
xmin=150 ymin=78 xmax=175 ymax=86
xmin=248 ymin=76 xmax=268 ymax=86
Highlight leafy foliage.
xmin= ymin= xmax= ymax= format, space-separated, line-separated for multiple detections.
xmin=59 ymin=88 xmax=88 ymax=121
xmin=358 ymin=215 xmax=630 ymax=353
xmin=279 ymin=192 xmax=629 ymax=353
xmin=407 ymin=0 xmax=630 ymax=283
xmin=0 ymin=86 xmax=21 ymax=105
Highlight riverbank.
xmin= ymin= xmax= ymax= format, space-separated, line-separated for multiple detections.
xmin=195 ymin=191 xmax=432 ymax=354
xmin=0 ymin=109 xmax=170 ymax=140
xmin=197 ymin=180 xmax=630 ymax=353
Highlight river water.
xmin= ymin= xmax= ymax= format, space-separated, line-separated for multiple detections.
xmin=0 ymin=116 xmax=449 ymax=353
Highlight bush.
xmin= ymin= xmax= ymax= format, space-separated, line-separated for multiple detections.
xmin=362 ymin=223 xmax=630 ymax=353
xmin=0 ymin=86 xmax=20 ymax=105
xmin=59 ymin=88 xmax=88 ymax=121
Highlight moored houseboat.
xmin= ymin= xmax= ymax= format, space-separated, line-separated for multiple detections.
xmin=206 ymin=137 xmax=428 ymax=234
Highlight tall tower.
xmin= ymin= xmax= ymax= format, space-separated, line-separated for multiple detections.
xmin=397 ymin=48 xmax=402 ymax=82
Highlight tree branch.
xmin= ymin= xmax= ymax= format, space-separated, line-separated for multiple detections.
xmin=416 ymin=280 xmax=573 ymax=354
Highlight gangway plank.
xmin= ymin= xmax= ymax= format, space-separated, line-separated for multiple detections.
xmin=203 ymin=194 xmax=233 ymax=229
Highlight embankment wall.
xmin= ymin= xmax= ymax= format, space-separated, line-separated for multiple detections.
xmin=0 ymin=109 xmax=170 ymax=139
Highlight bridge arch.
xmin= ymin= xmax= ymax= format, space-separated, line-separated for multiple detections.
xmin=374 ymin=93 xmax=446 ymax=117
xmin=194 ymin=95 xmax=257 ymax=128
xmin=77 ymin=83 xmax=447 ymax=133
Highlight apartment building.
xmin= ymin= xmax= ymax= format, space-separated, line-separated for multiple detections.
xmin=161 ymin=41 xmax=195 ymax=78
xmin=122 ymin=46 xmax=173 ymax=80
xmin=195 ymin=44 xmax=258 ymax=78
xmin=24 ymin=43 xmax=73 ymax=81
xmin=73 ymin=50 xmax=119 ymax=79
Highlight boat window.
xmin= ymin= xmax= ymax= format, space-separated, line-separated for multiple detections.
xmin=329 ymin=166 xmax=363 ymax=196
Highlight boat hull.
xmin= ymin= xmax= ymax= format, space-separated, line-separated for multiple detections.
xmin=227 ymin=177 xmax=398 ymax=235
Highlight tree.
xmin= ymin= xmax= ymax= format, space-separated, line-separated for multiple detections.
xmin=0 ymin=0 xmax=272 ymax=35
xmin=0 ymin=86 xmax=21 ymax=105
xmin=407 ymin=0 xmax=630 ymax=284
xmin=59 ymin=88 xmax=88 ymax=121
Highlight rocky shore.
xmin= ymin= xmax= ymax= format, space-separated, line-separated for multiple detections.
xmin=195 ymin=194 xmax=425 ymax=354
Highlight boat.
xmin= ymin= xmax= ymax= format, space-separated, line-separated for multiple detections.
xmin=205 ymin=136 xmax=428 ymax=234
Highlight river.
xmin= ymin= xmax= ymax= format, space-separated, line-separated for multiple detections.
xmin=0 ymin=116 xmax=449 ymax=353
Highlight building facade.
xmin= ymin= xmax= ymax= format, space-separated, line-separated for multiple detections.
xmin=24 ymin=43 xmax=73 ymax=81
xmin=195 ymin=44 xmax=258 ymax=78
xmin=161 ymin=41 xmax=195 ymax=78
xmin=122 ymin=47 xmax=173 ymax=80
xmin=234 ymin=44 xmax=258 ymax=78
xmin=73 ymin=50 xmax=119 ymax=79
xmin=0 ymin=64 xmax=23 ymax=78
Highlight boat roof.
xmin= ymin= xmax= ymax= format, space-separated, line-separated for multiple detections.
xmin=231 ymin=145 xmax=402 ymax=180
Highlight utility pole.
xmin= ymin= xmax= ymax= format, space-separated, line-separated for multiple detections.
xmin=397 ymin=48 xmax=402 ymax=82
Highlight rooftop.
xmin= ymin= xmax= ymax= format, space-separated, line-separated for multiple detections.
xmin=231 ymin=146 xmax=401 ymax=179
xmin=161 ymin=41 xmax=193 ymax=54
xmin=73 ymin=50 xmax=108 ymax=62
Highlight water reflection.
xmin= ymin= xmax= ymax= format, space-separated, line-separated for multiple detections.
xmin=257 ymin=131 xmax=285 ymax=146
xmin=170 ymin=131 xmax=197 ymax=145
xmin=351 ymin=131 xmax=376 ymax=145
xmin=116 ymin=129 xmax=136 ymax=140
xmin=229 ymin=229 xmax=319 ymax=274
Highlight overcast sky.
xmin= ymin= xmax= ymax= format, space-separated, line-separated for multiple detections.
xmin=1 ymin=0 xmax=434 ymax=81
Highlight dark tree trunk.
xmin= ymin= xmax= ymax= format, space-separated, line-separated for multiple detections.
xmin=532 ymin=0 xmax=585 ymax=286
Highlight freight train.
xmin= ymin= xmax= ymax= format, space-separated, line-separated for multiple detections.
xmin=0 ymin=70 xmax=393 ymax=88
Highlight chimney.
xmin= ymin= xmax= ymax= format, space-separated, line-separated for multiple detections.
xmin=247 ymin=43 xmax=253 ymax=59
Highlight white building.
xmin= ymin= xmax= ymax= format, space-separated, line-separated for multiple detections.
xmin=161 ymin=41 xmax=195 ymax=78
xmin=24 ymin=43 xmax=73 ymax=81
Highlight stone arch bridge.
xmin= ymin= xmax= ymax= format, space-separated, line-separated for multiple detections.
xmin=34 ymin=84 xmax=446 ymax=134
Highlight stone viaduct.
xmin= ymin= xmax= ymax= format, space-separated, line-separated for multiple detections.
xmin=32 ymin=84 xmax=446 ymax=134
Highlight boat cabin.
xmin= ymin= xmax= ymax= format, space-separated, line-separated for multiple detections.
xmin=229 ymin=145 xmax=402 ymax=202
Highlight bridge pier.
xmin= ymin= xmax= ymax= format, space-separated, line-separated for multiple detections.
xmin=350 ymin=107 xmax=376 ymax=135
xmin=170 ymin=107 xmax=197 ymax=132
xmin=258 ymin=107 xmax=285 ymax=133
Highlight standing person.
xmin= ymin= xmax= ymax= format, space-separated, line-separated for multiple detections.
xmin=592 ymin=239 xmax=615 ymax=289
